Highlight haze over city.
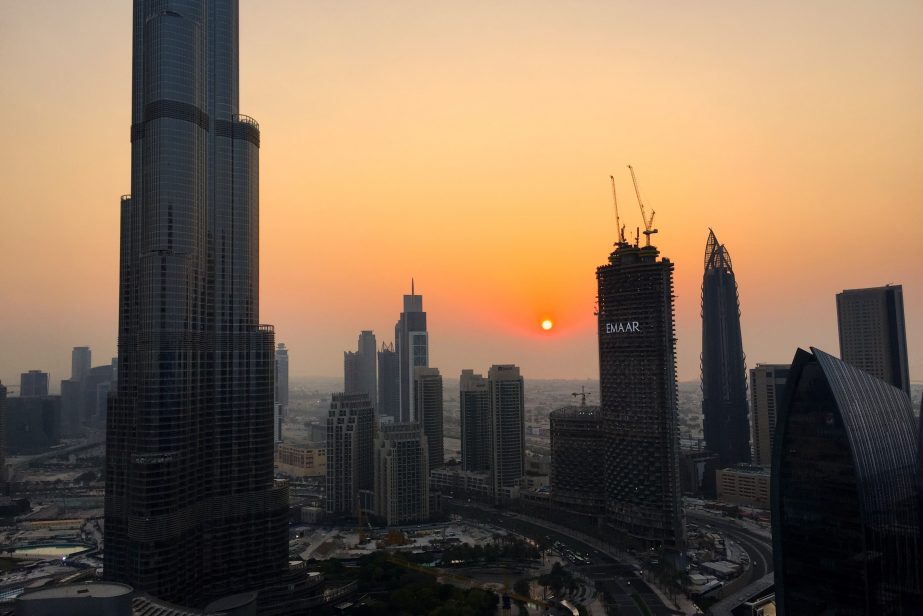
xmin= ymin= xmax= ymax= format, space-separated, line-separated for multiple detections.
xmin=2 ymin=0 xmax=922 ymax=384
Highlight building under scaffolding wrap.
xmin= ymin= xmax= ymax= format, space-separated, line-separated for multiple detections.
xmin=597 ymin=242 xmax=684 ymax=551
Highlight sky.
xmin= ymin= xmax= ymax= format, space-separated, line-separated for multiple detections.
xmin=1 ymin=1 xmax=922 ymax=389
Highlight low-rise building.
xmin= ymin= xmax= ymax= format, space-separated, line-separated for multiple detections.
xmin=276 ymin=443 xmax=326 ymax=478
xmin=716 ymin=465 xmax=770 ymax=509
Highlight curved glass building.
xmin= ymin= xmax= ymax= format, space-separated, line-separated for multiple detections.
xmin=105 ymin=1 xmax=289 ymax=606
xmin=701 ymin=229 xmax=750 ymax=468
xmin=772 ymin=347 xmax=922 ymax=615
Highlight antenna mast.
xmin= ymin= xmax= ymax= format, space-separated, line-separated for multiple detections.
xmin=627 ymin=164 xmax=658 ymax=246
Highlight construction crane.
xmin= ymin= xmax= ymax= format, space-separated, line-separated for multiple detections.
xmin=571 ymin=386 xmax=593 ymax=407
xmin=609 ymin=175 xmax=627 ymax=246
xmin=627 ymin=164 xmax=657 ymax=246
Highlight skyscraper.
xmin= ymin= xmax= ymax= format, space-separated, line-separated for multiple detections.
xmin=344 ymin=331 xmax=377 ymax=409
xmin=20 ymin=370 xmax=49 ymax=397
xmin=414 ymin=366 xmax=444 ymax=470
xmin=749 ymin=363 xmax=789 ymax=467
xmin=377 ymin=342 xmax=399 ymax=419
xmin=0 ymin=381 xmax=5 ymax=493
xmin=597 ymin=239 xmax=683 ymax=551
xmin=275 ymin=343 xmax=289 ymax=409
xmin=836 ymin=284 xmax=911 ymax=396
xmin=71 ymin=347 xmax=91 ymax=381
xmin=373 ymin=422 xmax=429 ymax=525
xmin=460 ymin=369 xmax=490 ymax=472
xmin=488 ymin=364 xmax=524 ymax=498
xmin=701 ymin=229 xmax=750 ymax=467
xmin=395 ymin=284 xmax=428 ymax=423
xmin=550 ymin=405 xmax=605 ymax=513
xmin=325 ymin=393 xmax=375 ymax=516
xmin=772 ymin=347 xmax=921 ymax=614
xmin=105 ymin=1 xmax=289 ymax=606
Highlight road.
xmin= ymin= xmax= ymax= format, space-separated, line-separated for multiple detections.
xmin=686 ymin=511 xmax=774 ymax=583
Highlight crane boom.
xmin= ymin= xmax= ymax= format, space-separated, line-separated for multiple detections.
xmin=609 ymin=175 xmax=626 ymax=245
xmin=627 ymin=164 xmax=658 ymax=246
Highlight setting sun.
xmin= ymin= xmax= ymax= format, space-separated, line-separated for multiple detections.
xmin=541 ymin=319 xmax=553 ymax=331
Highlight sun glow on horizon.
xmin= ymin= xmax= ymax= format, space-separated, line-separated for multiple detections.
xmin=541 ymin=319 xmax=553 ymax=331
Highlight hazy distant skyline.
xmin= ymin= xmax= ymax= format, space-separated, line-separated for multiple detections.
xmin=1 ymin=1 xmax=921 ymax=385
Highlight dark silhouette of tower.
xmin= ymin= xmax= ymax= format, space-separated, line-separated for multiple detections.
xmin=395 ymin=282 xmax=428 ymax=423
xmin=459 ymin=369 xmax=490 ymax=472
xmin=377 ymin=342 xmax=399 ymax=419
xmin=597 ymin=238 xmax=683 ymax=551
xmin=104 ymin=1 xmax=290 ymax=607
xmin=701 ymin=229 xmax=750 ymax=468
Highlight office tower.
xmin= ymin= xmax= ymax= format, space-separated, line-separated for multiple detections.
xmin=836 ymin=285 xmax=910 ymax=396
xmin=374 ymin=422 xmax=430 ymax=525
xmin=60 ymin=379 xmax=83 ymax=434
xmin=395 ymin=283 xmax=428 ymax=423
xmin=749 ymin=363 xmax=789 ymax=467
xmin=344 ymin=331 xmax=377 ymax=408
xmin=550 ymin=405 xmax=605 ymax=513
xmin=4 ymin=396 xmax=61 ymax=455
xmin=701 ymin=229 xmax=750 ymax=467
xmin=20 ymin=371 xmax=49 ymax=397
xmin=325 ymin=393 xmax=375 ymax=516
xmin=414 ymin=367 xmax=444 ymax=470
xmin=104 ymin=1 xmax=290 ymax=607
xmin=0 ymin=382 xmax=5 ymax=492
xmin=773 ymin=347 xmax=921 ymax=614
xmin=71 ymin=347 xmax=91 ymax=381
xmin=460 ymin=369 xmax=490 ymax=472
xmin=597 ymin=239 xmax=684 ymax=551
xmin=344 ymin=351 xmax=360 ymax=393
xmin=377 ymin=343 xmax=399 ymax=419
xmin=275 ymin=343 xmax=289 ymax=409
xmin=488 ymin=364 xmax=524 ymax=497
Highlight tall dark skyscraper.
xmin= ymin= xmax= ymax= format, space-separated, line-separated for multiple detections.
xmin=414 ymin=366 xmax=444 ymax=470
xmin=344 ymin=331 xmax=377 ymax=409
xmin=105 ymin=1 xmax=289 ymax=606
xmin=71 ymin=346 xmax=91 ymax=381
xmin=326 ymin=393 xmax=375 ymax=516
xmin=701 ymin=229 xmax=750 ymax=468
xmin=275 ymin=343 xmax=289 ymax=408
xmin=459 ymin=369 xmax=490 ymax=472
xmin=377 ymin=342 xmax=399 ymax=419
xmin=772 ymin=347 xmax=921 ymax=614
xmin=20 ymin=370 xmax=49 ymax=397
xmin=0 ymin=381 xmax=5 ymax=494
xmin=550 ymin=404 xmax=605 ymax=514
xmin=836 ymin=284 xmax=911 ymax=396
xmin=488 ymin=364 xmax=524 ymax=498
xmin=597 ymin=240 xmax=683 ymax=551
xmin=395 ymin=284 xmax=428 ymax=423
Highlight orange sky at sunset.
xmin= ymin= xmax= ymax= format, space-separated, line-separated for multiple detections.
xmin=1 ymin=1 xmax=921 ymax=388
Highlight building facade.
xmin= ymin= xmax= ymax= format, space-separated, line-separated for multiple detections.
xmin=20 ymin=371 xmax=49 ymax=398
xmin=715 ymin=465 xmax=770 ymax=509
xmin=275 ymin=343 xmax=289 ymax=409
xmin=550 ymin=405 xmax=605 ymax=513
xmin=71 ymin=347 xmax=91 ymax=381
xmin=460 ymin=369 xmax=490 ymax=472
xmin=701 ymin=229 xmax=751 ymax=468
xmin=374 ymin=422 xmax=429 ymax=525
xmin=597 ymin=241 xmax=684 ymax=551
xmin=325 ymin=393 xmax=375 ymax=516
xmin=377 ymin=342 xmax=399 ymax=420
xmin=772 ymin=347 xmax=921 ymax=614
xmin=344 ymin=331 xmax=377 ymax=410
xmin=104 ymin=1 xmax=290 ymax=606
xmin=488 ymin=364 xmax=525 ymax=497
xmin=749 ymin=363 xmax=789 ymax=467
xmin=275 ymin=443 xmax=326 ymax=478
xmin=395 ymin=286 xmax=428 ymax=423
xmin=4 ymin=397 xmax=61 ymax=455
xmin=414 ymin=367 xmax=443 ymax=470
xmin=836 ymin=285 xmax=911 ymax=396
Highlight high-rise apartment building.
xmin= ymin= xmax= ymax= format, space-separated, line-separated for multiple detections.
xmin=275 ymin=343 xmax=289 ymax=409
xmin=395 ymin=285 xmax=428 ymax=423
xmin=488 ymin=364 xmax=524 ymax=497
xmin=749 ymin=363 xmax=789 ymax=467
xmin=325 ymin=393 xmax=375 ymax=516
xmin=836 ymin=285 xmax=910 ymax=396
xmin=701 ymin=230 xmax=750 ymax=467
xmin=71 ymin=347 xmax=91 ymax=381
xmin=0 ymin=381 xmax=5 ymax=493
xmin=550 ymin=405 xmax=605 ymax=513
xmin=772 ymin=347 xmax=921 ymax=614
xmin=344 ymin=331 xmax=377 ymax=410
xmin=377 ymin=343 xmax=399 ymax=419
xmin=104 ymin=2 xmax=290 ymax=607
xmin=597 ymin=240 xmax=684 ymax=551
xmin=20 ymin=371 xmax=49 ymax=397
xmin=373 ymin=422 xmax=429 ymax=525
xmin=414 ymin=367 xmax=443 ymax=470
xmin=460 ymin=370 xmax=490 ymax=472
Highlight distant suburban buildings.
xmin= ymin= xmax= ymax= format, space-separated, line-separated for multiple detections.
xmin=836 ymin=284 xmax=910 ymax=396
xmin=414 ymin=367 xmax=444 ymax=470
xmin=749 ymin=363 xmax=789 ymax=467
xmin=19 ymin=371 xmax=48 ymax=398
xmin=597 ymin=238 xmax=684 ymax=551
xmin=488 ymin=364 xmax=525 ymax=499
xmin=459 ymin=370 xmax=490 ymax=473
xmin=395 ymin=285 xmax=428 ymax=423
xmin=772 ymin=347 xmax=921 ymax=613
xmin=550 ymin=405 xmax=605 ymax=513
xmin=325 ymin=393 xmax=375 ymax=516
xmin=700 ymin=229 xmax=750 ymax=468
xmin=374 ymin=422 xmax=430 ymax=525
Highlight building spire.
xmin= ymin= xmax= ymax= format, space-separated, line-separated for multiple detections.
xmin=411 ymin=277 xmax=415 ymax=297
